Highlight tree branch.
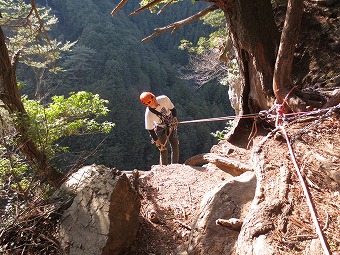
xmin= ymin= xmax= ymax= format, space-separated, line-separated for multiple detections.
xmin=273 ymin=0 xmax=303 ymax=107
xmin=141 ymin=5 xmax=219 ymax=42
xmin=157 ymin=0 xmax=174 ymax=15
xmin=111 ymin=0 xmax=130 ymax=16
xmin=184 ymin=152 xmax=252 ymax=176
xmin=129 ymin=0 xmax=164 ymax=16
xmin=0 ymin=25 xmax=64 ymax=187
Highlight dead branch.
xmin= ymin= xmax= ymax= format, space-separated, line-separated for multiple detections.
xmin=111 ymin=0 xmax=130 ymax=16
xmin=186 ymin=183 xmax=193 ymax=204
xmin=0 ymin=196 xmax=70 ymax=254
xmin=174 ymin=220 xmax=192 ymax=230
xmin=184 ymin=152 xmax=252 ymax=176
xmin=30 ymin=1 xmax=53 ymax=50
xmin=181 ymin=49 xmax=229 ymax=86
xmin=141 ymin=5 xmax=219 ymax=42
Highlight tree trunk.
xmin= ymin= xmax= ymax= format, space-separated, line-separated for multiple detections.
xmin=0 ymin=26 xmax=64 ymax=187
xmin=273 ymin=0 xmax=303 ymax=107
xmin=218 ymin=0 xmax=325 ymax=119
xmin=218 ymin=0 xmax=280 ymax=115
xmin=213 ymin=0 xmax=280 ymax=142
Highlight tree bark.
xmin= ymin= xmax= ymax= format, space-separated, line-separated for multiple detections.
xmin=218 ymin=0 xmax=280 ymax=115
xmin=273 ymin=0 xmax=304 ymax=112
xmin=0 ymin=26 xmax=64 ymax=187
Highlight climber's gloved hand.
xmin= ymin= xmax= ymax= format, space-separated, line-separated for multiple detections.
xmin=155 ymin=139 xmax=162 ymax=147
xmin=155 ymin=140 xmax=166 ymax=151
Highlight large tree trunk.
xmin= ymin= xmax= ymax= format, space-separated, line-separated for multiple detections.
xmin=0 ymin=26 xmax=64 ymax=188
xmin=219 ymin=0 xmax=280 ymax=115
xmin=216 ymin=0 xmax=326 ymax=143
xmin=215 ymin=0 xmax=280 ymax=143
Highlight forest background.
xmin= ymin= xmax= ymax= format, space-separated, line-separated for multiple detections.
xmin=15 ymin=0 xmax=233 ymax=172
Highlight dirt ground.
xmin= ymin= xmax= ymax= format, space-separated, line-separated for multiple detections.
xmin=125 ymin=119 xmax=257 ymax=254
xmin=126 ymin=164 xmax=233 ymax=254
xmin=125 ymin=106 xmax=339 ymax=254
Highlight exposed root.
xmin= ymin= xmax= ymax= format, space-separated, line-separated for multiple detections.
xmin=184 ymin=152 xmax=252 ymax=176
xmin=216 ymin=218 xmax=243 ymax=231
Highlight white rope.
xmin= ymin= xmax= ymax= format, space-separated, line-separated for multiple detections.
xmin=178 ymin=114 xmax=257 ymax=124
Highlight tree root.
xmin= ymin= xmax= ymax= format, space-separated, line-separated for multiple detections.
xmin=216 ymin=218 xmax=243 ymax=231
xmin=184 ymin=153 xmax=252 ymax=176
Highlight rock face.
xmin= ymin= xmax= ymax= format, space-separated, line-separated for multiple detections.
xmin=58 ymin=165 xmax=141 ymax=255
xmin=186 ymin=171 xmax=256 ymax=254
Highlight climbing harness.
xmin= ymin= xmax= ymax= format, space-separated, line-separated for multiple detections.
xmin=155 ymin=126 xmax=173 ymax=152
xmin=149 ymin=106 xmax=178 ymax=151
xmin=148 ymin=107 xmax=173 ymax=125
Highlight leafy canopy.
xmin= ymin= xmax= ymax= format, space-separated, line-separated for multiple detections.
xmin=23 ymin=91 xmax=115 ymax=156
xmin=0 ymin=0 xmax=76 ymax=73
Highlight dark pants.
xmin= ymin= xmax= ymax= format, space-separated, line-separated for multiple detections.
xmin=156 ymin=126 xmax=179 ymax=165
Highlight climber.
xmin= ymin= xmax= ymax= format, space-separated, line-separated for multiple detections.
xmin=140 ymin=92 xmax=179 ymax=165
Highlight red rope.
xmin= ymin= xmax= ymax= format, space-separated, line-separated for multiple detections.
xmin=275 ymin=88 xmax=331 ymax=255
xmin=279 ymin=126 xmax=331 ymax=255
xmin=275 ymin=86 xmax=297 ymax=126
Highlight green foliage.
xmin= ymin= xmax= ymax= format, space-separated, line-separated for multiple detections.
xmin=61 ymin=45 xmax=99 ymax=81
xmin=0 ymin=155 xmax=30 ymax=190
xmin=202 ymin=9 xmax=225 ymax=28
xmin=23 ymin=91 xmax=115 ymax=156
xmin=211 ymin=120 xmax=234 ymax=141
xmin=219 ymin=58 xmax=240 ymax=86
xmin=139 ymin=0 xmax=176 ymax=13
xmin=0 ymin=109 xmax=33 ymax=227
xmin=0 ymin=0 xmax=76 ymax=73
xmin=179 ymin=10 xmax=226 ymax=54
xmin=0 ymin=0 xmax=27 ymax=24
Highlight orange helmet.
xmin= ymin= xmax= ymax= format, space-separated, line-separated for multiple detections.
xmin=140 ymin=92 xmax=156 ymax=106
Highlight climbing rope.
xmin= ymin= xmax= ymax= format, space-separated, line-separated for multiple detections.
xmin=178 ymin=113 xmax=257 ymax=124
xmin=274 ymin=90 xmax=331 ymax=255
xmin=278 ymin=124 xmax=331 ymax=255
xmin=177 ymin=109 xmax=321 ymax=126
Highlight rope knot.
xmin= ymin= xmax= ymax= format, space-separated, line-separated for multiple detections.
xmin=275 ymin=86 xmax=297 ymax=127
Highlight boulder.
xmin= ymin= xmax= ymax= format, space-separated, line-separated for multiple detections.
xmin=58 ymin=165 xmax=141 ymax=255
